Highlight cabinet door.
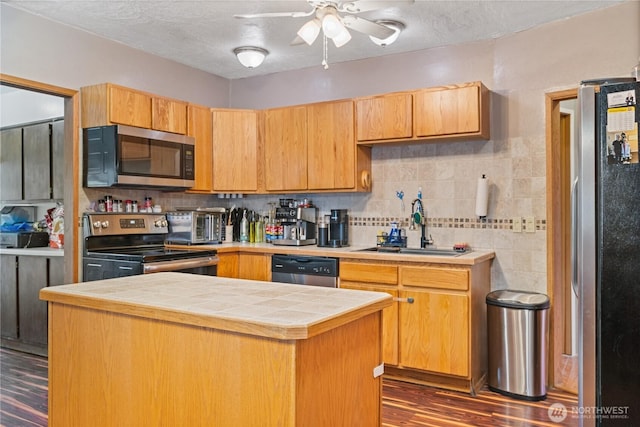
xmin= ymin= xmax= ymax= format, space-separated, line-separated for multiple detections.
xmin=23 ymin=123 xmax=51 ymax=200
xmin=399 ymin=289 xmax=469 ymax=377
xmin=0 ymin=255 xmax=18 ymax=340
xmin=18 ymin=256 xmax=49 ymax=347
xmin=356 ymin=93 xmax=413 ymax=141
xmin=341 ymin=281 xmax=399 ymax=365
xmin=51 ymin=120 xmax=65 ymax=199
xmin=216 ymin=252 xmax=239 ymax=278
xmin=48 ymin=257 xmax=66 ymax=286
xmin=212 ymin=109 xmax=258 ymax=192
xmin=188 ymin=104 xmax=213 ymax=192
xmin=238 ymin=253 xmax=270 ymax=281
xmin=264 ymin=106 xmax=307 ymax=191
xmin=0 ymin=128 xmax=23 ymax=200
xmin=108 ymin=85 xmax=152 ymax=128
xmin=414 ymin=85 xmax=480 ymax=137
xmin=152 ymin=97 xmax=188 ymax=134
xmin=307 ymin=100 xmax=355 ymax=190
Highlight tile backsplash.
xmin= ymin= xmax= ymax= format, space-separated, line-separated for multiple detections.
xmin=81 ymin=137 xmax=548 ymax=294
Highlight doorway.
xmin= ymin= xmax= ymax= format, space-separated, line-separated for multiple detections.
xmin=546 ymin=88 xmax=578 ymax=393
xmin=0 ymin=74 xmax=80 ymax=283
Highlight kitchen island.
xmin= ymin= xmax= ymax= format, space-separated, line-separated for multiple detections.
xmin=40 ymin=273 xmax=391 ymax=426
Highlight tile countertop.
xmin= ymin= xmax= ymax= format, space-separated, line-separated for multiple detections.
xmin=168 ymin=242 xmax=495 ymax=265
xmin=0 ymin=247 xmax=64 ymax=256
xmin=39 ymin=272 xmax=392 ymax=340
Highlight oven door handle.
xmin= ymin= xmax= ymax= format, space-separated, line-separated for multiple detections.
xmin=143 ymin=256 xmax=219 ymax=274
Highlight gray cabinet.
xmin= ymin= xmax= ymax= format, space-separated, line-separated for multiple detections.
xmin=0 ymin=255 xmax=18 ymax=339
xmin=51 ymin=120 xmax=65 ymax=199
xmin=0 ymin=128 xmax=23 ymax=200
xmin=23 ymin=123 xmax=52 ymax=200
xmin=0 ymin=254 xmax=66 ymax=355
xmin=0 ymin=120 xmax=64 ymax=201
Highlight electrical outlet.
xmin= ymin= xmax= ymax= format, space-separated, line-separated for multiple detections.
xmin=524 ymin=216 xmax=535 ymax=233
xmin=512 ymin=217 xmax=522 ymax=233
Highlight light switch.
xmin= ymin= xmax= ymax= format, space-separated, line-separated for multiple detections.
xmin=512 ymin=217 xmax=522 ymax=233
xmin=524 ymin=216 xmax=535 ymax=233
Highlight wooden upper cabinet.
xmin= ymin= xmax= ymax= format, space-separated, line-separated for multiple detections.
xmin=81 ymin=83 xmax=188 ymax=134
xmin=356 ymin=92 xmax=413 ymax=141
xmin=307 ymin=100 xmax=355 ymax=190
xmin=212 ymin=109 xmax=259 ymax=192
xmin=187 ymin=104 xmax=213 ymax=193
xmin=264 ymin=106 xmax=307 ymax=191
xmin=356 ymin=82 xmax=490 ymax=144
xmin=107 ymin=85 xmax=152 ymax=128
xmin=414 ymin=82 xmax=490 ymax=140
xmin=152 ymin=97 xmax=188 ymax=134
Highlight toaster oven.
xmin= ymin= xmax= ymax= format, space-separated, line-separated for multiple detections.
xmin=165 ymin=208 xmax=225 ymax=244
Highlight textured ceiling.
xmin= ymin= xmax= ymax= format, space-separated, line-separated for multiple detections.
xmin=5 ymin=0 xmax=623 ymax=80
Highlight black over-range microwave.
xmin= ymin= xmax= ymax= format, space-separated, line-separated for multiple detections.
xmin=83 ymin=124 xmax=195 ymax=190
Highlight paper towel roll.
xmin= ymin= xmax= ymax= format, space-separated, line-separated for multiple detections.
xmin=475 ymin=175 xmax=489 ymax=218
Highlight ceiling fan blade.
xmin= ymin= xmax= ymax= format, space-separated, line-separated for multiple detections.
xmin=339 ymin=0 xmax=414 ymax=14
xmin=234 ymin=10 xmax=314 ymax=19
xmin=341 ymin=15 xmax=395 ymax=39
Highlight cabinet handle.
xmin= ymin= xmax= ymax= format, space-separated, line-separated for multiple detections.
xmin=394 ymin=297 xmax=414 ymax=304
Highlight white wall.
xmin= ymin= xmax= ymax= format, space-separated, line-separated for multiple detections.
xmin=0 ymin=87 xmax=64 ymax=128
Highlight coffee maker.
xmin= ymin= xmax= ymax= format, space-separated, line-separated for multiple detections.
xmin=318 ymin=209 xmax=349 ymax=247
xmin=272 ymin=206 xmax=318 ymax=246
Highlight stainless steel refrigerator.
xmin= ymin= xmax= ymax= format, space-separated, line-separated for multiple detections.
xmin=576 ymin=78 xmax=639 ymax=426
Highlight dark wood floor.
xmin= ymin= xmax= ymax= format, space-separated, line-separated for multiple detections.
xmin=1 ymin=347 xmax=578 ymax=426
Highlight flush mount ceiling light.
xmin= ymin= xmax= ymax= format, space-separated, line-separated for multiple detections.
xmin=233 ymin=46 xmax=268 ymax=68
xmin=369 ymin=20 xmax=405 ymax=47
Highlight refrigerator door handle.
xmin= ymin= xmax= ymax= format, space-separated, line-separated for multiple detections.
xmin=570 ymin=176 xmax=579 ymax=298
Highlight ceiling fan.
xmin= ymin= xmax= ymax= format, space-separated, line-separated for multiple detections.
xmin=234 ymin=0 xmax=414 ymax=48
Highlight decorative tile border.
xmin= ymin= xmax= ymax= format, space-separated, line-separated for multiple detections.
xmin=350 ymin=216 xmax=547 ymax=231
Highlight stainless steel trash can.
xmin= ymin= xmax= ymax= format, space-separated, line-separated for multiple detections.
xmin=486 ymin=290 xmax=549 ymax=401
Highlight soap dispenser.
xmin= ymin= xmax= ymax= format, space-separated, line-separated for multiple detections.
xmin=240 ymin=210 xmax=249 ymax=242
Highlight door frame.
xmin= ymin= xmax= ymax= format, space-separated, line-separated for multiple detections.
xmin=546 ymin=87 xmax=578 ymax=392
xmin=1 ymin=74 xmax=80 ymax=283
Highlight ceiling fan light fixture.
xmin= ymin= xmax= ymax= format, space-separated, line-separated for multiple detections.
xmin=369 ymin=20 xmax=405 ymax=47
xmin=332 ymin=27 xmax=352 ymax=48
xmin=321 ymin=12 xmax=345 ymax=39
xmin=233 ymin=46 xmax=268 ymax=68
xmin=298 ymin=18 xmax=321 ymax=45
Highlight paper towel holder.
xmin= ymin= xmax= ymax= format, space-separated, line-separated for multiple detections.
xmin=476 ymin=174 xmax=489 ymax=221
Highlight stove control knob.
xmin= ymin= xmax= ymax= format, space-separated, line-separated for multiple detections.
xmin=155 ymin=219 xmax=167 ymax=228
xmin=93 ymin=221 xmax=102 ymax=229
xmin=101 ymin=221 xmax=110 ymax=229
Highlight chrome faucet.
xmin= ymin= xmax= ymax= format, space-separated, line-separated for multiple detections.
xmin=410 ymin=198 xmax=433 ymax=248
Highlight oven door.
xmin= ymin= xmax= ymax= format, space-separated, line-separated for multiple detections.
xmin=142 ymin=255 xmax=219 ymax=275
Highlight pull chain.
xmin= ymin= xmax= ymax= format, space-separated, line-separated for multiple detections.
xmin=322 ymin=35 xmax=329 ymax=70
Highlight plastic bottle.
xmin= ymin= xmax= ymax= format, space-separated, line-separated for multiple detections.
xmin=240 ymin=210 xmax=249 ymax=242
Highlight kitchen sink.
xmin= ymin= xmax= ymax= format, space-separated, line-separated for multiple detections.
xmin=354 ymin=247 xmax=468 ymax=257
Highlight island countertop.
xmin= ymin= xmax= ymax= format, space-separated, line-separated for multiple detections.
xmin=39 ymin=272 xmax=392 ymax=340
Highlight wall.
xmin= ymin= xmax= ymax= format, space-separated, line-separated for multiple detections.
xmin=2 ymin=2 xmax=639 ymax=292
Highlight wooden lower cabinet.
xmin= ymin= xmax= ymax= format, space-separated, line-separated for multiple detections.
xmin=399 ymin=289 xmax=469 ymax=376
xmin=216 ymin=252 xmax=239 ymax=278
xmin=218 ymin=252 xmax=271 ymax=281
xmin=340 ymin=258 xmax=491 ymax=394
xmin=340 ymin=281 xmax=398 ymax=366
xmin=239 ymin=253 xmax=271 ymax=281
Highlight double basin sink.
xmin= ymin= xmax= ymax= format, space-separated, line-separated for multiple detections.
xmin=354 ymin=247 xmax=468 ymax=257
